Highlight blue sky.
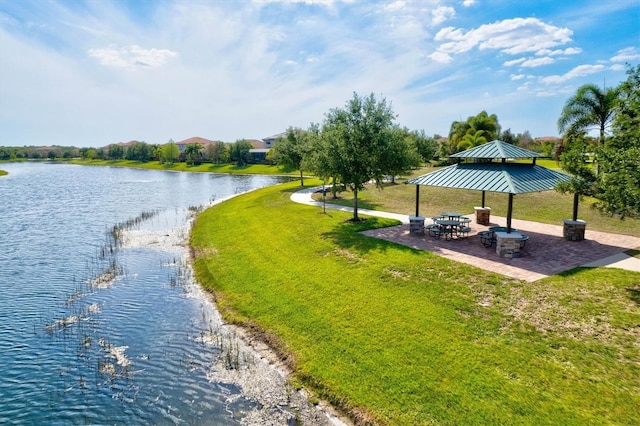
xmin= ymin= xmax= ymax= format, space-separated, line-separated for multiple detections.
xmin=1 ymin=0 xmax=638 ymax=147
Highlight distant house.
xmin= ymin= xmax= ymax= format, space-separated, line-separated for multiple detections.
xmin=117 ymin=140 xmax=142 ymax=148
xmin=262 ymin=132 xmax=287 ymax=148
xmin=102 ymin=140 xmax=141 ymax=150
xmin=174 ymin=136 xmax=216 ymax=154
xmin=249 ymin=148 xmax=271 ymax=164
xmin=246 ymin=139 xmax=266 ymax=149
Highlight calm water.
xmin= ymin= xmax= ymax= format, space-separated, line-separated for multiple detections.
xmin=0 ymin=162 xmax=294 ymax=425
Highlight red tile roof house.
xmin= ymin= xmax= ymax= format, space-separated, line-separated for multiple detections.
xmin=174 ymin=136 xmax=216 ymax=154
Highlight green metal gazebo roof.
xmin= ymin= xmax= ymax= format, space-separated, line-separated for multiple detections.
xmin=406 ymin=162 xmax=569 ymax=194
xmin=450 ymin=140 xmax=543 ymax=159
xmin=406 ymin=140 xmax=571 ymax=232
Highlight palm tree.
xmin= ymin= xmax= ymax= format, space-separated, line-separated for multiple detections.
xmin=557 ymin=83 xmax=620 ymax=147
xmin=183 ymin=143 xmax=203 ymax=165
xmin=457 ymin=129 xmax=487 ymax=151
xmin=468 ymin=110 xmax=500 ymax=141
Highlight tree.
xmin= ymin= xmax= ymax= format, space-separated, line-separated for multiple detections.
xmin=229 ymin=140 xmax=252 ymax=166
xmin=316 ymin=92 xmax=402 ymax=221
xmin=271 ymin=127 xmax=309 ymax=186
xmin=517 ymin=130 xmax=534 ymax=150
xmin=183 ymin=143 xmax=203 ymax=165
xmin=556 ymin=130 xmax=598 ymax=219
xmin=447 ymin=120 xmax=470 ymax=154
xmin=594 ymin=64 xmax=640 ymax=218
xmin=558 ymin=83 xmax=620 ymax=149
xmin=380 ymin=127 xmax=421 ymax=183
xmin=467 ymin=110 xmax=500 ymax=141
xmin=500 ymin=128 xmax=517 ymax=145
xmin=107 ymin=144 xmax=123 ymax=160
xmin=207 ymin=141 xmax=228 ymax=164
xmin=406 ymin=129 xmax=437 ymax=164
xmin=160 ymin=141 xmax=180 ymax=164
xmin=457 ymin=129 xmax=487 ymax=151
xmin=447 ymin=111 xmax=500 ymax=154
xmin=126 ymin=142 xmax=154 ymax=161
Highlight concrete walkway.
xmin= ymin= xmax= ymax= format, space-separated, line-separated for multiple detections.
xmin=291 ymin=186 xmax=640 ymax=281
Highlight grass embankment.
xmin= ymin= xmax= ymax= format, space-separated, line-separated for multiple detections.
xmin=0 ymin=169 xmax=7 ymax=176
xmin=68 ymin=158 xmax=298 ymax=175
xmin=191 ymin=180 xmax=640 ymax=425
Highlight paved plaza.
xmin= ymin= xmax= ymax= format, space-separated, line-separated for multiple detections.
xmin=362 ymin=216 xmax=640 ymax=282
xmin=291 ymin=187 xmax=640 ymax=282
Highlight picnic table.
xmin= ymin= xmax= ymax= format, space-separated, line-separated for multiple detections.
xmin=441 ymin=212 xmax=463 ymax=220
xmin=428 ymin=218 xmax=472 ymax=240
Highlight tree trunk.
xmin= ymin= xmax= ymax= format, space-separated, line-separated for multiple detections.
xmin=299 ymin=169 xmax=304 ymax=186
xmin=353 ymin=188 xmax=359 ymax=221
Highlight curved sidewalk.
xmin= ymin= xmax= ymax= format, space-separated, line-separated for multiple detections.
xmin=291 ymin=186 xmax=640 ymax=280
xmin=290 ymin=186 xmax=411 ymax=224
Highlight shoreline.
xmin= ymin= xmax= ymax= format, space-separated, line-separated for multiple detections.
xmin=140 ymin=190 xmax=353 ymax=425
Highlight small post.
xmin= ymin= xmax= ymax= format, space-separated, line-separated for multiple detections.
xmin=506 ymin=193 xmax=514 ymax=233
xmin=415 ymin=185 xmax=420 ymax=217
xmin=322 ymin=179 xmax=326 ymax=214
xmin=481 ymin=190 xmax=486 ymax=208
xmin=573 ymin=192 xmax=579 ymax=221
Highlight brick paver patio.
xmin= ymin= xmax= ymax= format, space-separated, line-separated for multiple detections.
xmin=362 ymin=215 xmax=640 ymax=282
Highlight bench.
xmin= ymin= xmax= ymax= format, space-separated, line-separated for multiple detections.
xmin=478 ymin=230 xmax=494 ymax=247
xmin=457 ymin=227 xmax=472 ymax=239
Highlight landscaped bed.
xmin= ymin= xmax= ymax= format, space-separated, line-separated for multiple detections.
xmin=190 ymin=179 xmax=640 ymax=425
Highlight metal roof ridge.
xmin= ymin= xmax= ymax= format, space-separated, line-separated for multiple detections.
xmin=502 ymin=164 xmax=517 ymax=193
xmin=495 ymin=140 xmax=507 ymax=159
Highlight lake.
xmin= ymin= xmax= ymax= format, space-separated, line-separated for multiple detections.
xmin=0 ymin=162 xmax=335 ymax=425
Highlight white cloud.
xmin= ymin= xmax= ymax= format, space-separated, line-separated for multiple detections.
xmin=432 ymin=6 xmax=455 ymax=26
xmin=510 ymin=74 xmax=526 ymax=80
xmin=504 ymin=57 xmax=525 ymax=67
xmin=540 ymin=64 xmax=606 ymax=84
xmin=611 ymin=46 xmax=640 ymax=62
xmin=431 ymin=17 xmax=573 ymax=60
xmin=520 ymin=56 xmax=554 ymax=67
xmin=88 ymin=45 xmax=177 ymax=70
xmin=536 ymin=47 xmax=581 ymax=56
xmin=429 ymin=50 xmax=453 ymax=63
xmin=462 ymin=0 xmax=476 ymax=6
xmin=610 ymin=64 xmax=625 ymax=71
xmin=384 ymin=1 xmax=406 ymax=12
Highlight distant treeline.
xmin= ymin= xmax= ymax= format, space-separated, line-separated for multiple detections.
xmin=0 ymin=140 xmax=266 ymax=166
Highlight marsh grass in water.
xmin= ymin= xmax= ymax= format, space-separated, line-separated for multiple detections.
xmin=191 ymin=179 xmax=640 ymax=425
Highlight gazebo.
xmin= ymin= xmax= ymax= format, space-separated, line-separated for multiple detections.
xmin=406 ymin=140 xmax=571 ymax=234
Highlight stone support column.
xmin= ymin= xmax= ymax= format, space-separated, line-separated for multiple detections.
xmin=474 ymin=207 xmax=491 ymax=225
xmin=409 ymin=216 xmax=425 ymax=236
xmin=495 ymin=231 xmax=522 ymax=258
xmin=563 ymin=219 xmax=586 ymax=241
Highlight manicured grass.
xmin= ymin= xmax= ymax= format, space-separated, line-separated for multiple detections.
xmin=0 ymin=169 xmax=7 ymax=176
xmin=67 ymin=158 xmax=299 ymax=175
xmin=191 ymin=180 xmax=640 ymax=425
xmin=313 ymin=167 xmax=640 ymax=236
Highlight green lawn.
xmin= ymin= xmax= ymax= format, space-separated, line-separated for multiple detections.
xmin=191 ymin=180 xmax=640 ymax=425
